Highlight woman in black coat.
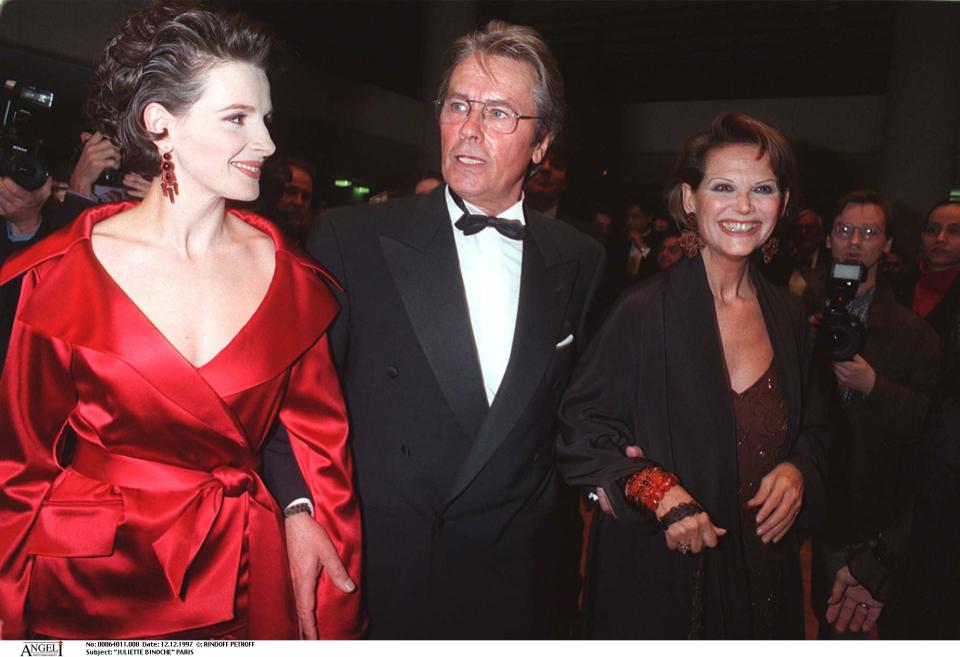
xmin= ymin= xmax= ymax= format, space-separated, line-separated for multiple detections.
xmin=558 ymin=113 xmax=829 ymax=639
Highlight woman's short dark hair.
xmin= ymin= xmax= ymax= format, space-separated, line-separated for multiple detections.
xmin=436 ymin=20 xmax=565 ymax=144
xmin=665 ymin=112 xmax=800 ymax=230
xmin=88 ymin=1 xmax=275 ymax=177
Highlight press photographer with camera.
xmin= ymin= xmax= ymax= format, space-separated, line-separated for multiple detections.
xmin=1 ymin=78 xmax=54 ymax=257
xmin=49 ymin=129 xmax=155 ymax=232
xmin=803 ymin=190 xmax=938 ymax=638
xmin=0 ymin=175 xmax=53 ymax=372
xmin=0 ymin=79 xmax=60 ymax=370
xmin=66 ymin=130 xmax=152 ymax=203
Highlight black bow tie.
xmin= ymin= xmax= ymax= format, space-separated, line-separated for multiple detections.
xmin=449 ymin=189 xmax=526 ymax=240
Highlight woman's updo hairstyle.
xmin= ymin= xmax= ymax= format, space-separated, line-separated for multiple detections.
xmin=88 ymin=1 xmax=275 ymax=178
xmin=665 ymin=112 xmax=800 ymax=231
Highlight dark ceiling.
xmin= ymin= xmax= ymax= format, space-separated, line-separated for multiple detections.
xmin=227 ymin=0 xmax=897 ymax=103
xmin=0 ymin=0 xmax=907 ymax=206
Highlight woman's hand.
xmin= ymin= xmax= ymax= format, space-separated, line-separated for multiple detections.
xmin=657 ymin=486 xmax=727 ymax=554
xmin=747 ymin=462 xmax=803 ymax=543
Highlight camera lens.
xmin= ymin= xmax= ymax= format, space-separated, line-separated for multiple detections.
xmin=1 ymin=152 xmax=48 ymax=190
xmin=830 ymin=316 xmax=863 ymax=362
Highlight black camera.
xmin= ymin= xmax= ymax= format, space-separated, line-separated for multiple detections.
xmin=825 ymin=260 xmax=867 ymax=361
xmin=0 ymin=79 xmax=54 ymax=191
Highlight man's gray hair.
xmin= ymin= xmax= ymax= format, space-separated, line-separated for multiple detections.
xmin=436 ymin=20 xmax=565 ymax=143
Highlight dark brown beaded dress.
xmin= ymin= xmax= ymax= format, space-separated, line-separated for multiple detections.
xmin=731 ymin=361 xmax=789 ymax=639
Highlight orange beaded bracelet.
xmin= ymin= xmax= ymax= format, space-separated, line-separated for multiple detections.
xmin=624 ymin=466 xmax=679 ymax=512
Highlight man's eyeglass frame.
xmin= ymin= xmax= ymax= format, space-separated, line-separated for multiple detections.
xmin=833 ymin=223 xmax=886 ymax=241
xmin=434 ymin=97 xmax=540 ymax=135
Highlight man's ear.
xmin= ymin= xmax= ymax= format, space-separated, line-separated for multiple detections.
xmin=142 ymin=102 xmax=174 ymax=150
xmin=531 ymin=134 xmax=551 ymax=166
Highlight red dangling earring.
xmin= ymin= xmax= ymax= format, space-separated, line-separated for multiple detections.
xmin=160 ymin=151 xmax=179 ymax=204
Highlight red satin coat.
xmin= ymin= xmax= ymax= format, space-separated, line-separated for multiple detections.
xmin=0 ymin=203 xmax=363 ymax=639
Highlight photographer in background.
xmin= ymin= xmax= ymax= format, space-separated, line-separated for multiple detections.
xmin=803 ymin=190 xmax=938 ymax=638
xmin=57 ymin=131 xmax=151 ymax=215
xmin=1 ymin=174 xmax=52 ymax=371
xmin=1 ymin=176 xmax=49 ymax=251
xmin=1 ymin=78 xmax=54 ymax=262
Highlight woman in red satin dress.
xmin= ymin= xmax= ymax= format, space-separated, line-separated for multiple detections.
xmin=0 ymin=4 xmax=362 ymax=639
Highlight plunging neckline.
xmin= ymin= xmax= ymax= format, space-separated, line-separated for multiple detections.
xmin=86 ymin=214 xmax=280 ymax=372
xmin=731 ymin=359 xmax=775 ymax=397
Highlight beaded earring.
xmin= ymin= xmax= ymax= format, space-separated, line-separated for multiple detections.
xmin=680 ymin=213 xmax=705 ymax=258
xmin=761 ymin=236 xmax=780 ymax=264
xmin=160 ymin=151 xmax=179 ymax=204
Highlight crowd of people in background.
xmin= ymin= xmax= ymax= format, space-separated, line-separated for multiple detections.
xmin=0 ymin=0 xmax=958 ymax=642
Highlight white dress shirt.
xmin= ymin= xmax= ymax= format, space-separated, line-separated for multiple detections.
xmin=626 ymin=241 xmax=651 ymax=276
xmin=446 ymin=186 xmax=524 ymax=405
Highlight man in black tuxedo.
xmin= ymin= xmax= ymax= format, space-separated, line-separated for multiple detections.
xmin=265 ymin=20 xmax=604 ymax=638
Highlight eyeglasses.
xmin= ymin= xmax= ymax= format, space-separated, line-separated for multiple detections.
xmin=833 ymin=223 xmax=885 ymax=241
xmin=435 ymin=97 xmax=539 ymax=135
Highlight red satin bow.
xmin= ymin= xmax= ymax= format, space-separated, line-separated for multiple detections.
xmin=70 ymin=440 xmax=296 ymax=637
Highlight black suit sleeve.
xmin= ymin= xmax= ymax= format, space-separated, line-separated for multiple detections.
xmin=262 ymin=215 xmax=350 ymax=508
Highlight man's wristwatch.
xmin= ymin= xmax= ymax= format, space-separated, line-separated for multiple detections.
xmin=283 ymin=502 xmax=313 ymax=518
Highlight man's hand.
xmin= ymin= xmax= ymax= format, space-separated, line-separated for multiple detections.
xmin=284 ymin=513 xmax=356 ymax=639
xmin=825 ymin=565 xmax=884 ymax=633
xmin=0 ymin=176 xmax=50 ymax=236
xmin=595 ymin=444 xmax=645 ymax=517
xmin=832 ymin=354 xmax=876 ymax=395
xmin=68 ymin=131 xmax=121 ymax=197
xmin=747 ymin=462 xmax=804 ymax=544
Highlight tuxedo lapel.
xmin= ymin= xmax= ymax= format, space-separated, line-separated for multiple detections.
xmin=445 ymin=212 xmax=577 ymax=505
xmin=380 ymin=191 xmax=489 ymax=439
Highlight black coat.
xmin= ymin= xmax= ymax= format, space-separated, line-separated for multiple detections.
xmin=557 ymin=255 xmax=829 ymax=639
xmin=265 ymin=187 xmax=605 ymax=638
xmin=893 ymin=395 xmax=960 ymax=638
xmin=803 ymin=268 xmax=939 ymax=603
